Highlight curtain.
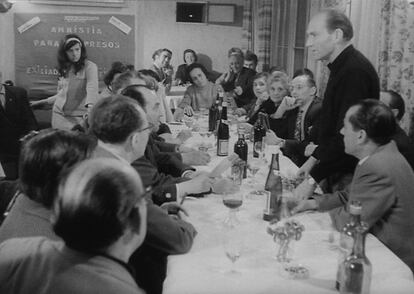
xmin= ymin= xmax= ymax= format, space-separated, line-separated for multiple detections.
xmin=241 ymin=0 xmax=273 ymax=72
xmin=255 ymin=0 xmax=273 ymax=72
xmin=241 ymin=0 xmax=253 ymax=52
xmin=378 ymin=0 xmax=414 ymax=137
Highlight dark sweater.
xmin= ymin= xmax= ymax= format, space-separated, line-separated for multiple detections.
xmin=310 ymin=45 xmax=380 ymax=182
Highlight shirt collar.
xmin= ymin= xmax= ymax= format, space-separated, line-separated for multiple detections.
xmin=358 ymin=155 xmax=370 ymax=166
xmin=97 ymin=140 xmax=131 ymax=166
xmin=0 ymin=84 xmax=5 ymax=95
xmin=327 ymin=44 xmax=354 ymax=75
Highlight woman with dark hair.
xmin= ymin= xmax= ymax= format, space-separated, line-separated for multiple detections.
xmin=174 ymin=63 xmax=219 ymax=120
xmin=31 ymin=34 xmax=99 ymax=130
xmin=0 ymin=128 xmax=95 ymax=243
xmin=174 ymin=49 xmax=197 ymax=85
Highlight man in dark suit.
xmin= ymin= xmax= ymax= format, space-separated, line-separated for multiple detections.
xmin=0 ymin=72 xmax=38 ymax=179
xmin=89 ymin=95 xmax=198 ymax=294
xmin=295 ymin=100 xmax=414 ymax=273
xmin=380 ymin=90 xmax=414 ymax=170
xmin=268 ymin=73 xmax=322 ymax=166
xmin=216 ymin=48 xmax=256 ymax=109
xmin=297 ymin=10 xmax=379 ymax=194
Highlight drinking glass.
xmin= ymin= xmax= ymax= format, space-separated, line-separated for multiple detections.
xmin=182 ymin=115 xmax=194 ymax=129
xmin=247 ymin=157 xmax=266 ymax=196
xmin=222 ymin=190 xmax=243 ymax=273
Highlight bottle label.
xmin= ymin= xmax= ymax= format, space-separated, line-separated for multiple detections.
xmin=217 ymin=140 xmax=229 ymax=156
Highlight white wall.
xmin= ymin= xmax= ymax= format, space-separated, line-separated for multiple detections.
xmin=0 ymin=0 xmax=244 ymax=83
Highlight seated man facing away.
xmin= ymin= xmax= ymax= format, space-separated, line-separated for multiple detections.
xmin=0 ymin=158 xmax=148 ymax=294
xmin=295 ymin=99 xmax=414 ymax=273
xmin=88 ymin=95 xmax=198 ymax=294
xmin=380 ymin=90 xmax=414 ymax=170
xmin=120 ymin=85 xmax=212 ymax=205
xmin=0 ymin=129 xmax=95 ymax=243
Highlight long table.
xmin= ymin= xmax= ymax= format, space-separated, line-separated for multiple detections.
xmin=163 ymin=120 xmax=414 ymax=294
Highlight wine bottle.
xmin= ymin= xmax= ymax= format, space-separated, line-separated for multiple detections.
xmin=217 ymin=101 xmax=229 ymax=156
xmin=253 ymin=112 xmax=266 ymax=158
xmin=234 ymin=133 xmax=248 ymax=178
xmin=263 ymin=153 xmax=282 ymax=221
xmin=340 ymin=224 xmax=372 ymax=294
xmin=209 ymin=96 xmax=220 ymax=132
xmin=336 ymin=200 xmax=362 ymax=290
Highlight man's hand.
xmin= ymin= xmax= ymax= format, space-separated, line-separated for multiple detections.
xmin=183 ymin=105 xmax=194 ymax=117
xmin=234 ymin=86 xmax=243 ymax=96
xmin=292 ymin=179 xmax=316 ymax=202
xmin=179 ymin=174 xmax=213 ymax=195
xmin=296 ymin=156 xmax=317 ymax=178
xmin=272 ymin=96 xmax=301 ymax=119
xmin=304 ymin=142 xmax=318 ymax=157
xmin=182 ymin=150 xmax=211 ymax=165
xmin=291 ymin=199 xmax=318 ymax=214
xmin=265 ymin=130 xmax=284 ymax=145
xmin=160 ymin=202 xmax=189 ymax=219
xmin=176 ymin=129 xmax=192 ymax=143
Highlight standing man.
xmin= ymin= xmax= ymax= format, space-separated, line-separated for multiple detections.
xmin=0 ymin=71 xmax=38 ymax=179
xmin=297 ymin=9 xmax=379 ymax=193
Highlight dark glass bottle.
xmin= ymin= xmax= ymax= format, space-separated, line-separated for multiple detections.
xmin=217 ymin=101 xmax=229 ymax=156
xmin=336 ymin=200 xmax=362 ymax=290
xmin=253 ymin=112 xmax=266 ymax=158
xmin=234 ymin=133 xmax=248 ymax=178
xmin=263 ymin=153 xmax=282 ymax=221
xmin=340 ymin=224 xmax=372 ymax=294
xmin=209 ymin=97 xmax=220 ymax=132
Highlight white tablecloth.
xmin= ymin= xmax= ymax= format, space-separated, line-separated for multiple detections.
xmin=163 ymin=121 xmax=414 ymax=294
xmin=166 ymin=85 xmax=186 ymax=109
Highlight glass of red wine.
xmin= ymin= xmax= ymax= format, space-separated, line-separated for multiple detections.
xmin=222 ymin=189 xmax=243 ymax=273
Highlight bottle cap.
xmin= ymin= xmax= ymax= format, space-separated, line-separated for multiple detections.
xmin=222 ymin=101 xmax=228 ymax=107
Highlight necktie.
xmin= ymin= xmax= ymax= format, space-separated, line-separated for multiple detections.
xmin=294 ymin=109 xmax=304 ymax=141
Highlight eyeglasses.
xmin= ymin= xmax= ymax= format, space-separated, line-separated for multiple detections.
xmin=137 ymin=122 xmax=153 ymax=133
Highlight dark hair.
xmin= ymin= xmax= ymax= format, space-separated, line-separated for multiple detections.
xmin=89 ymin=95 xmax=144 ymax=144
xmin=103 ymin=62 xmax=134 ymax=87
xmin=54 ymin=158 xmax=145 ymax=253
xmin=186 ymin=63 xmax=209 ymax=83
xmin=383 ymin=90 xmax=405 ymax=121
xmin=152 ymin=48 xmax=172 ymax=60
xmin=19 ymin=129 xmax=95 ymax=208
xmin=138 ymin=69 xmax=161 ymax=82
xmin=183 ymin=49 xmax=197 ymax=63
xmin=293 ymin=68 xmax=314 ymax=80
xmin=348 ymin=99 xmax=396 ymax=145
xmin=323 ymin=9 xmax=353 ymax=41
xmin=57 ymin=34 xmax=87 ymax=77
xmin=245 ymin=51 xmax=258 ymax=64
xmin=121 ymin=85 xmax=147 ymax=108
xmin=111 ymin=70 xmax=145 ymax=94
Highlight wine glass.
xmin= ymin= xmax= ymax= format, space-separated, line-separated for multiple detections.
xmin=182 ymin=115 xmax=194 ymax=129
xmin=247 ymin=157 xmax=266 ymax=196
xmin=222 ymin=190 xmax=243 ymax=273
xmin=254 ymin=141 xmax=266 ymax=162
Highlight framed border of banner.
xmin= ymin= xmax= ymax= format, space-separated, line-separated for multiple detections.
xmin=29 ymin=0 xmax=126 ymax=8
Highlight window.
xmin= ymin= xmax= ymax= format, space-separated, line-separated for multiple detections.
xmin=270 ymin=0 xmax=310 ymax=76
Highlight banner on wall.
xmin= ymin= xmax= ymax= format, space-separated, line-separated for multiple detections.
xmin=14 ymin=13 xmax=135 ymax=99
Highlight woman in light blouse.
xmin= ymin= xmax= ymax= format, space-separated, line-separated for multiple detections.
xmin=31 ymin=34 xmax=99 ymax=130
xmin=174 ymin=63 xmax=218 ymax=120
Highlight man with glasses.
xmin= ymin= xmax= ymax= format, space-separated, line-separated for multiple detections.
xmin=89 ymin=95 xmax=197 ymax=294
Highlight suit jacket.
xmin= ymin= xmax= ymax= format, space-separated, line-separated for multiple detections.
xmin=279 ymin=99 xmax=322 ymax=166
xmin=93 ymin=145 xmax=197 ymax=294
xmin=392 ymin=125 xmax=414 ymax=170
xmin=325 ymin=142 xmax=414 ymax=273
xmin=0 ymin=85 xmax=38 ymax=179
xmin=0 ymin=237 xmax=144 ymax=294
xmin=220 ymin=67 xmax=256 ymax=107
